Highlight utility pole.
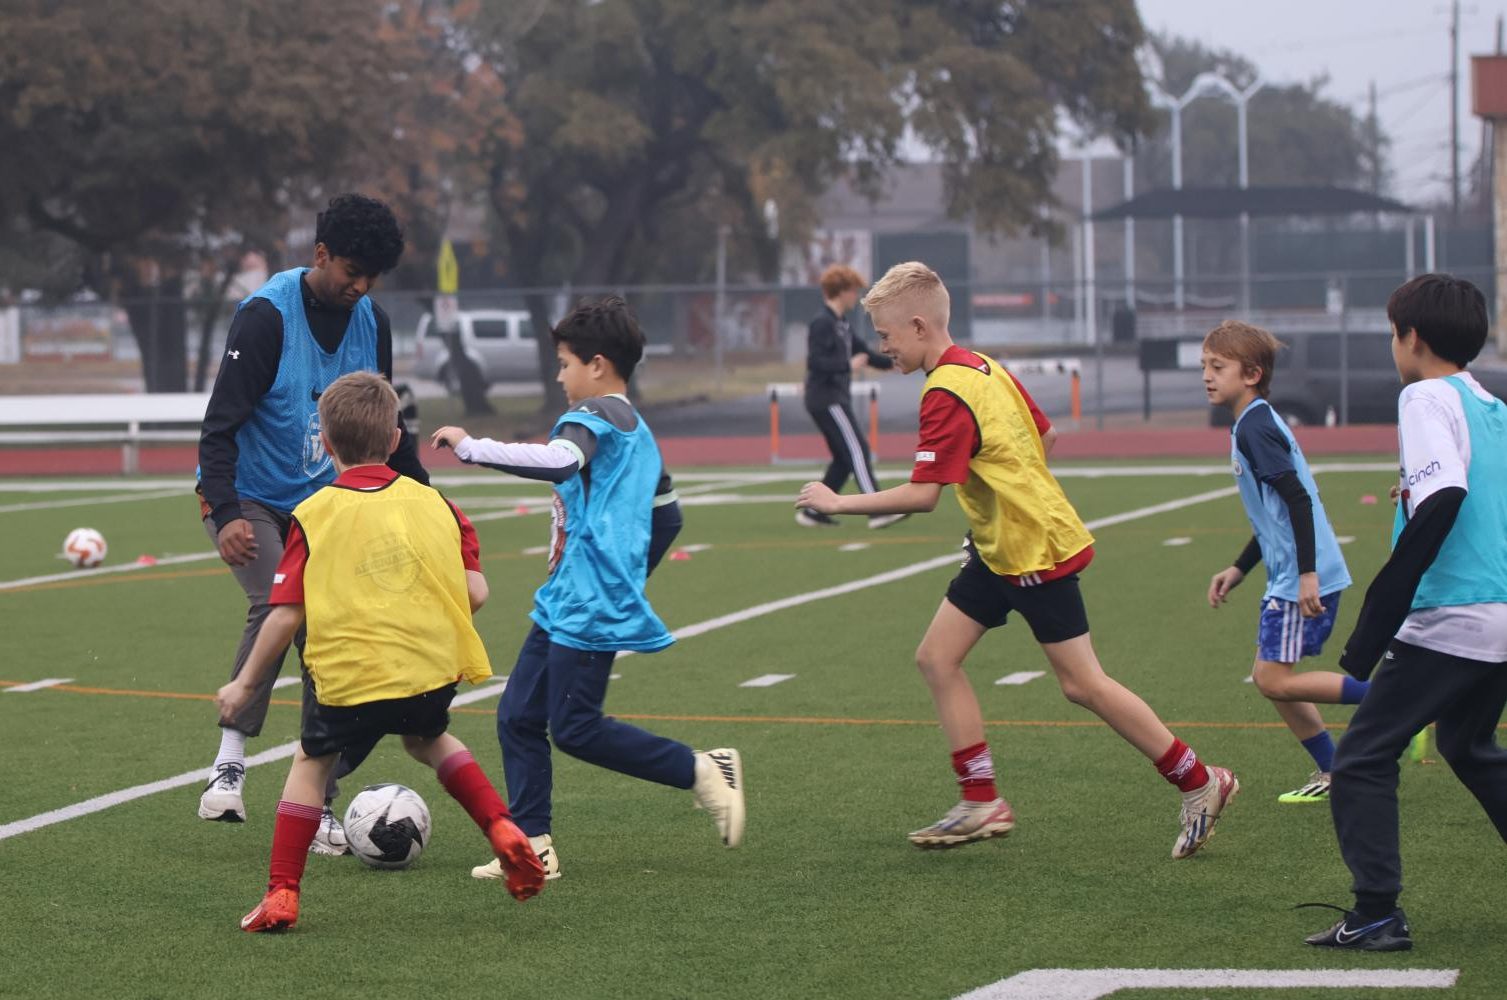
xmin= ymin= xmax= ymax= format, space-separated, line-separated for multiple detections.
xmin=1452 ymin=0 xmax=1462 ymax=217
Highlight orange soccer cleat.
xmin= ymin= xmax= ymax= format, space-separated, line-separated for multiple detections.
xmin=240 ymin=887 xmax=300 ymax=933
xmin=486 ymin=816 xmax=547 ymax=901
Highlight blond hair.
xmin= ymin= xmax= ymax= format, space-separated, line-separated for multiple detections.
xmin=861 ymin=261 xmax=950 ymax=325
xmin=318 ymin=371 xmax=399 ymax=465
xmin=1202 ymin=320 xmax=1284 ymax=397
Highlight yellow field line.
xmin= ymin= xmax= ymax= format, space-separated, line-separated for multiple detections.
xmin=3 ymin=678 xmax=1460 ymax=731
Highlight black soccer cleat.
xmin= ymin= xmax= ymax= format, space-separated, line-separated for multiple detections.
xmin=1299 ymin=903 xmax=1413 ymax=952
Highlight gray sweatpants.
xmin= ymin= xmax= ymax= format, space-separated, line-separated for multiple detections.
xmin=1331 ymin=640 xmax=1507 ymax=910
xmin=203 ymin=499 xmax=298 ymax=738
xmin=204 ymin=499 xmax=376 ymax=800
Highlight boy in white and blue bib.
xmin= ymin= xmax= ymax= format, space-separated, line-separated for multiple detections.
xmin=431 ymin=297 xmax=746 ymax=883
xmin=1303 ymin=274 xmax=1507 ymax=952
xmin=1202 ymin=321 xmax=1364 ymax=805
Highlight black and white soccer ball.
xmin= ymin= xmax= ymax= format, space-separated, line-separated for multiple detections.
xmin=343 ymin=783 xmax=431 ymax=870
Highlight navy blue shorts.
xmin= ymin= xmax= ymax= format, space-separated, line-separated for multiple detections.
xmin=1255 ymin=593 xmax=1342 ymax=663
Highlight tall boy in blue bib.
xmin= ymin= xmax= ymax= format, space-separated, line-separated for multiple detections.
xmin=1303 ymin=274 xmax=1507 ymax=952
xmin=431 ymin=297 xmax=746 ymax=881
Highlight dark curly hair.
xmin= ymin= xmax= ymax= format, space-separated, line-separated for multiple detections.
xmin=551 ymin=296 xmax=645 ymax=381
xmin=314 ymin=194 xmax=405 ymax=276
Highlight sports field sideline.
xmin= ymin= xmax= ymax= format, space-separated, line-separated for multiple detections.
xmin=1 ymin=460 xmax=1500 ymax=999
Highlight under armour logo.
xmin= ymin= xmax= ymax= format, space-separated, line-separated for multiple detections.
xmin=227 ymin=349 xmax=240 ymax=360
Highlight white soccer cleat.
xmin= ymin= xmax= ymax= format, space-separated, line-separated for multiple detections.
xmin=1172 ymin=765 xmax=1239 ymax=859
xmin=692 ymin=748 xmax=745 ymax=847
xmin=907 ymin=798 xmax=1015 ymax=848
xmin=308 ymin=806 xmax=351 ymax=856
xmin=472 ymin=834 xmax=561 ymax=881
xmin=197 ymin=762 xmax=247 ymax=822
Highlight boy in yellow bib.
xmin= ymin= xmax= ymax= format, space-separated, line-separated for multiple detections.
xmin=216 ymin=372 xmax=544 ymax=932
xmin=797 ymin=262 xmax=1239 ymax=859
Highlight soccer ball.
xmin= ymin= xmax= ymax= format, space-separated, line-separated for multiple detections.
xmin=343 ymin=783 xmax=431 ymax=870
xmin=62 ymin=528 xmax=108 ymax=568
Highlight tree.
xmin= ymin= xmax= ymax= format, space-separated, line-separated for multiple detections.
xmin=463 ymin=0 xmax=1152 ymax=411
xmin=0 ymin=0 xmax=505 ymax=391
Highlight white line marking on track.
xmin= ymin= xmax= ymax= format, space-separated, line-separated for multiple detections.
xmin=0 ymin=485 xmax=1241 ymax=840
xmin=0 ymin=680 xmax=508 ymax=842
xmin=4 ymin=677 xmax=73 ymax=693
xmin=994 ymin=671 xmax=1044 ymax=686
xmin=955 ymin=966 xmax=1460 ymax=999
xmin=739 ymin=673 xmax=796 ymax=688
xmin=271 ymin=677 xmax=301 ymax=689
xmin=0 ymin=488 xmax=189 ymax=515
xmin=838 ymin=542 xmax=870 ymax=552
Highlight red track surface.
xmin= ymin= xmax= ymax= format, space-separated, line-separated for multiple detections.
xmin=0 ymin=425 xmax=1397 ymax=477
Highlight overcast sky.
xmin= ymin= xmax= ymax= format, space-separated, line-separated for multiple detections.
xmin=1136 ymin=0 xmax=1506 ymax=207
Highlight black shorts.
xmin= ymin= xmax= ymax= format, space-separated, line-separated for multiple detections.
xmin=300 ymin=682 xmax=458 ymax=758
xmin=945 ymin=549 xmax=1090 ymax=643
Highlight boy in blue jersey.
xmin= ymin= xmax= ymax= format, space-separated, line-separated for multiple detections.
xmin=431 ymin=297 xmax=744 ymax=881
xmin=1302 ymin=275 xmax=1507 ymax=951
xmin=196 ymin=194 xmax=419 ymax=848
xmin=1201 ymin=321 xmax=1365 ymax=804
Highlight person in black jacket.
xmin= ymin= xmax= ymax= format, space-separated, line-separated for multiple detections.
xmin=799 ymin=264 xmax=904 ymax=529
xmin=194 ymin=194 xmax=422 ymax=853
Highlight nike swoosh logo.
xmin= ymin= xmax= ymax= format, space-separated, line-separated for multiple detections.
xmin=1334 ymin=917 xmax=1391 ymax=944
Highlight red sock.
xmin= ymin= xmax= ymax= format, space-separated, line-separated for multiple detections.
xmin=1154 ymin=738 xmax=1209 ymax=793
xmin=267 ymin=800 xmax=321 ymax=891
xmin=437 ymin=749 xmax=510 ymax=831
xmin=950 ymin=742 xmax=999 ymax=803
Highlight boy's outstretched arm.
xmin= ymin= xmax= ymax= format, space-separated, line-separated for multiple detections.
xmin=431 ymin=425 xmax=587 ymax=483
xmin=216 ymin=604 xmax=305 ymax=721
xmin=1338 ymin=487 xmax=1465 ymax=678
xmin=798 ymin=480 xmax=943 ymax=516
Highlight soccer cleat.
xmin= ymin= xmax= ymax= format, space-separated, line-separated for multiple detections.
xmin=867 ymin=512 xmax=911 ymax=530
xmin=485 ymin=816 xmax=547 ymax=901
xmin=198 ymin=762 xmax=247 ymax=822
xmin=795 ymin=509 xmax=840 ymax=528
xmin=692 ymin=748 xmax=745 ymax=847
xmin=1172 ymin=765 xmax=1238 ymax=859
xmin=1300 ymin=903 xmax=1413 ymax=951
xmin=240 ymin=887 xmax=299 ymax=933
xmin=472 ymin=834 xmax=561 ymax=882
xmin=1277 ymin=771 xmax=1331 ymax=804
xmin=1408 ymin=726 xmax=1431 ymax=763
xmin=308 ymin=806 xmax=350 ymax=856
xmin=907 ymin=798 xmax=1015 ymax=848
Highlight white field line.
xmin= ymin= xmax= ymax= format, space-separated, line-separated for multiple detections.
xmin=0 ymin=462 xmax=1395 ymax=494
xmin=4 ymin=677 xmax=73 ymax=693
xmin=0 ymin=484 xmax=1237 ymax=841
xmin=270 ymin=677 xmax=301 ymax=689
xmin=739 ymin=673 xmax=796 ymax=688
xmin=956 ymin=967 xmax=1460 ymax=999
xmin=0 ymin=488 xmax=188 ymax=515
xmin=0 ymin=680 xmax=507 ymax=842
xmin=0 ymin=551 xmax=220 ymax=592
xmin=994 ymin=672 xmax=1045 ymax=686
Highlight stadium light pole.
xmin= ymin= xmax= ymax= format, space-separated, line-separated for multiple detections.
xmin=1148 ymin=73 xmax=1264 ymax=312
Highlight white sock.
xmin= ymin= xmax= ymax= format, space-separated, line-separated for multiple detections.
xmin=211 ymin=728 xmax=247 ymax=772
